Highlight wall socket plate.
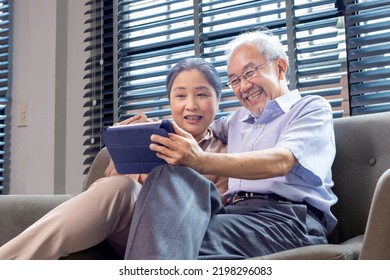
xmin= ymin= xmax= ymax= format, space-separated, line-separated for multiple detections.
xmin=17 ymin=102 xmax=28 ymax=127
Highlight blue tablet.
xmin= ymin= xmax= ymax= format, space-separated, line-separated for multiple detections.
xmin=102 ymin=119 xmax=174 ymax=174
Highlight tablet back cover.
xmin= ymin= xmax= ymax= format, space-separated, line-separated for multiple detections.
xmin=102 ymin=120 xmax=173 ymax=174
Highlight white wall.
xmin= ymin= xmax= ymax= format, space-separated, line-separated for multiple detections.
xmin=7 ymin=0 xmax=88 ymax=194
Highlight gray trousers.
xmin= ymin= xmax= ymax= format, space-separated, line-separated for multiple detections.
xmin=125 ymin=165 xmax=327 ymax=259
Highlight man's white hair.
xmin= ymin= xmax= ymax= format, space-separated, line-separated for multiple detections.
xmin=225 ymin=29 xmax=289 ymax=71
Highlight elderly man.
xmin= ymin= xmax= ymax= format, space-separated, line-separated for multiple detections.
xmin=124 ymin=30 xmax=337 ymax=260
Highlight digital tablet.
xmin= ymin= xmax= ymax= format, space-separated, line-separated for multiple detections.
xmin=102 ymin=119 xmax=174 ymax=174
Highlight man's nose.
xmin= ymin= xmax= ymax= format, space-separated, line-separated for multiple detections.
xmin=238 ymin=78 xmax=253 ymax=92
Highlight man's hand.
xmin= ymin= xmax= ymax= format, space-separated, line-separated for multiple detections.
xmin=149 ymin=121 xmax=205 ymax=170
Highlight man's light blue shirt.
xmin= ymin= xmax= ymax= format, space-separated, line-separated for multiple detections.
xmin=211 ymin=90 xmax=337 ymax=232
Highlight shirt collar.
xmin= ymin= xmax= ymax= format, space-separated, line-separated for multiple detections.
xmin=276 ymin=89 xmax=301 ymax=113
xmin=240 ymin=89 xmax=301 ymax=124
xmin=197 ymin=128 xmax=214 ymax=145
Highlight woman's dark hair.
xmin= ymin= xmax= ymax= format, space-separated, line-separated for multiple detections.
xmin=166 ymin=57 xmax=222 ymax=100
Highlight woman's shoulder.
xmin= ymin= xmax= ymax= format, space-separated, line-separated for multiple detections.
xmin=197 ymin=128 xmax=226 ymax=153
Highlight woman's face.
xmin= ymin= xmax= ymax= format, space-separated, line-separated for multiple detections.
xmin=169 ymin=69 xmax=219 ymax=141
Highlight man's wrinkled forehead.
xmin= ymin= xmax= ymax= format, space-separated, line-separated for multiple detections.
xmin=227 ymin=45 xmax=265 ymax=76
xmin=227 ymin=62 xmax=257 ymax=79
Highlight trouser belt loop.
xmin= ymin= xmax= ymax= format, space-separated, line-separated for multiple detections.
xmin=230 ymin=192 xmax=324 ymax=223
xmin=231 ymin=192 xmax=287 ymax=204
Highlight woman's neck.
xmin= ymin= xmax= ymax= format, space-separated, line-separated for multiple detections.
xmin=194 ymin=129 xmax=208 ymax=142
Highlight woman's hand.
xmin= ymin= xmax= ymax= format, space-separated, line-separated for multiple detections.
xmin=149 ymin=121 xmax=205 ymax=170
xmin=113 ymin=112 xmax=150 ymax=126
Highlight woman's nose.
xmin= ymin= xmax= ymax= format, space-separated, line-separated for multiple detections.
xmin=185 ymin=98 xmax=198 ymax=111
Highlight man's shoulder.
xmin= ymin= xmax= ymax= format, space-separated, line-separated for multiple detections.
xmin=294 ymin=94 xmax=332 ymax=112
xmin=300 ymin=94 xmax=329 ymax=104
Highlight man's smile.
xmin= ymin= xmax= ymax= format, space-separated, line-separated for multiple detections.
xmin=243 ymin=89 xmax=264 ymax=104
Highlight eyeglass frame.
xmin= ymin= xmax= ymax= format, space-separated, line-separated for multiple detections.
xmin=226 ymin=59 xmax=276 ymax=89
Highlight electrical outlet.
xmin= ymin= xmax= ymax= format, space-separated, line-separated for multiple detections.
xmin=17 ymin=102 xmax=28 ymax=127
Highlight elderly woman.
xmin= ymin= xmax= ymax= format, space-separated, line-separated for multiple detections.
xmin=0 ymin=58 xmax=227 ymax=259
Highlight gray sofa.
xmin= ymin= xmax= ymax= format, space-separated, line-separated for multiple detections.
xmin=1 ymin=111 xmax=390 ymax=260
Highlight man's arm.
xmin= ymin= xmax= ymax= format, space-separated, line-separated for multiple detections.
xmin=150 ymin=122 xmax=297 ymax=180
xmin=197 ymin=147 xmax=297 ymax=180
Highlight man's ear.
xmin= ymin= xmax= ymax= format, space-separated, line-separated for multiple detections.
xmin=277 ymin=58 xmax=288 ymax=79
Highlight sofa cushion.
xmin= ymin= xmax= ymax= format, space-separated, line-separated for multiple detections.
xmin=256 ymin=235 xmax=363 ymax=260
xmin=0 ymin=195 xmax=73 ymax=247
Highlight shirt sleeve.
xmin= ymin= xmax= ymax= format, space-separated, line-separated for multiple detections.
xmin=104 ymin=159 xmax=118 ymax=177
xmin=210 ymin=115 xmax=231 ymax=144
xmin=276 ymin=97 xmax=336 ymax=186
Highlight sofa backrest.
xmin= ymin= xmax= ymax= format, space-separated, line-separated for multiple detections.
xmin=328 ymin=111 xmax=390 ymax=244
xmin=82 ymin=147 xmax=111 ymax=192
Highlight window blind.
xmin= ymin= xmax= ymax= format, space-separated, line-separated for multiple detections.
xmin=0 ymin=0 xmax=9 ymax=194
xmin=83 ymin=0 xmax=115 ymax=174
xmin=291 ymin=0 xmax=346 ymax=118
xmin=345 ymin=0 xmax=390 ymax=115
xmin=117 ymin=0 xmax=195 ymax=120
xmin=83 ymin=0 xmax=390 ymax=171
xmin=117 ymin=0 xmax=347 ymax=121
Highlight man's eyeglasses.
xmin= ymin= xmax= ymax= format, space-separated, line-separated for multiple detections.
xmin=227 ymin=59 xmax=275 ymax=89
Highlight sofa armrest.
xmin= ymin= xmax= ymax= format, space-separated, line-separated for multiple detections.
xmin=360 ymin=168 xmax=390 ymax=259
xmin=0 ymin=195 xmax=72 ymax=246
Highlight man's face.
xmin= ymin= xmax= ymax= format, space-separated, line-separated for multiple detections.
xmin=227 ymin=44 xmax=287 ymax=117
